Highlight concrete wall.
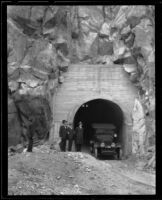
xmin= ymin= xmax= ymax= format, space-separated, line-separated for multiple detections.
xmin=51 ymin=64 xmax=138 ymax=156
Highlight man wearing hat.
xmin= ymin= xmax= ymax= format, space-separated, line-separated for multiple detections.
xmin=59 ymin=120 xmax=68 ymax=151
xmin=74 ymin=121 xmax=84 ymax=152
xmin=67 ymin=123 xmax=74 ymax=151
xmin=26 ymin=116 xmax=38 ymax=152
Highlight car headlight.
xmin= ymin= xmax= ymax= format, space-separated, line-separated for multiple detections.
xmin=111 ymin=142 xmax=115 ymax=147
xmin=100 ymin=142 xmax=105 ymax=147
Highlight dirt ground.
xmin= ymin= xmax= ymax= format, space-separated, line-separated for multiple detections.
xmin=8 ymin=144 xmax=155 ymax=195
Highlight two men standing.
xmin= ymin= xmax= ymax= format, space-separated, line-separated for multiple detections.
xmin=59 ymin=120 xmax=83 ymax=152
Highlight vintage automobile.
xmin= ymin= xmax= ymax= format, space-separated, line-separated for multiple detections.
xmin=89 ymin=123 xmax=122 ymax=159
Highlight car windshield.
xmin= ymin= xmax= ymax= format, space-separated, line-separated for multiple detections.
xmin=95 ymin=130 xmax=114 ymax=136
xmin=94 ymin=132 xmax=114 ymax=141
xmin=95 ymin=132 xmax=113 ymax=135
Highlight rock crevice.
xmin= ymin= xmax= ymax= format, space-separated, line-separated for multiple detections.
xmin=7 ymin=5 xmax=155 ymax=163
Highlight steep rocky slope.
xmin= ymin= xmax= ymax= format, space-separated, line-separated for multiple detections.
xmin=7 ymin=6 xmax=155 ymax=167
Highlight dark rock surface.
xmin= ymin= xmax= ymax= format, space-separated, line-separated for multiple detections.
xmin=7 ymin=6 xmax=155 ymax=161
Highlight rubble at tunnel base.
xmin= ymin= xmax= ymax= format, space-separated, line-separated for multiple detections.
xmin=7 ymin=5 xmax=155 ymax=166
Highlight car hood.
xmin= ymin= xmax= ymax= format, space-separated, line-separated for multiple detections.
xmin=94 ymin=135 xmax=113 ymax=145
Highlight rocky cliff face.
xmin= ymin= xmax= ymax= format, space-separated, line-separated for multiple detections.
xmin=7 ymin=5 xmax=155 ymax=161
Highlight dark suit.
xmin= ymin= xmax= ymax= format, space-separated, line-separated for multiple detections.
xmin=75 ymin=127 xmax=84 ymax=152
xmin=67 ymin=127 xmax=74 ymax=151
xmin=59 ymin=125 xmax=68 ymax=151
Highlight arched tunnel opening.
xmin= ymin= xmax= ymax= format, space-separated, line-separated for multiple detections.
xmin=73 ymin=99 xmax=124 ymax=152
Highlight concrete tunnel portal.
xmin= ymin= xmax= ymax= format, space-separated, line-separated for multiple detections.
xmin=73 ymin=99 xmax=124 ymax=149
xmin=52 ymin=64 xmax=137 ymax=155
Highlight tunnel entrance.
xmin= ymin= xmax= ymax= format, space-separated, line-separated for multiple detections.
xmin=73 ymin=99 xmax=124 ymax=150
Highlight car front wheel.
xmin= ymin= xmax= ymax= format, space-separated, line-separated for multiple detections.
xmin=94 ymin=147 xmax=99 ymax=158
xmin=118 ymin=148 xmax=122 ymax=160
xmin=115 ymin=148 xmax=122 ymax=160
xmin=90 ymin=146 xmax=93 ymax=154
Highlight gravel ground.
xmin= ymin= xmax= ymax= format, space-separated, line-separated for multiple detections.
xmin=8 ymin=144 xmax=155 ymax=195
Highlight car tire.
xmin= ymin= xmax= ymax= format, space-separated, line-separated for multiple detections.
xmin=90 ymin=146 xmax=93 ymax=154
xmin=118 ymin=148 xmax=122 ymax=160
xmin=94 ymin=148 xmax=99 ymax=158
xmin=114 ymin=154 xmax=118 ymax=160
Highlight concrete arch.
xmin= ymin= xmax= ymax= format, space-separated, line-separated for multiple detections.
xmin=52 ymin=64 xmax=137 ymax=156
xmin=67 ymin=96 xmax=125 ymax=124
xmin=66 ymin=97 xmax=133 ymax=156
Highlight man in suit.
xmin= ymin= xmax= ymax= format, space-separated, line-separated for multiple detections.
xmin=59 ymin=120 xmax=68 ymax=151
xmin=67 ymin=123 xmax=74 ymax=151
xmin=75 ymin=121 xmax=84 ymax=152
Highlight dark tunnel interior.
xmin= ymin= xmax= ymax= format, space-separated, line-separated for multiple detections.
xmin=73 ymin=99 xmax=123 ymax=147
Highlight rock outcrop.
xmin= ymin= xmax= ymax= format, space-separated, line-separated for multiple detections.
xmin=7 ymin=5 xmax=155 ymax=163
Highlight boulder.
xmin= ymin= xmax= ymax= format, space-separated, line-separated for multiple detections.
xmin=113 ymin=6 xmax=147 ymax=29
xmin=35 ymin=43 xmax=57 ymax=71
xmin=72 ymin=6 xmax=104 ymax=61
xmin=19 ymin=82 xmax=48 ymax=96
xmin=55 ymin=42 xmax=68 ymax=57
xmin=113 ymin=39 xmax=127 ymax=59
xmin=78 ymin=6 xmax=104 ymax=32
xmin=98 ymin=38 xmax=113 ymax=56
xmin=148 ymin=62 xmax=155 ymax=79
xmin=123 ymin=64 xmax=137 ymax=73
xmin=12 ymin=94 xmax=52 ymax=142
xmin=8 ymin=95 xmax=17 ymax=114
xmin=10 ymin=15 xmax=40 ymax=37
xmin=121 ymin=25 xmax=131 ymax=35
xmin=7 ymin=6 xmax=32 ymax=20
xmin=133 ymin=18 xmax=154 ymax=63
xmin=99 ymin=22 xmax=111 ymax=37
xmin=57 ymin=48 xmax=70 ymax=71
xmin=93 ymin=55 xmax=114 ymax=65
xmin=126 ymin=16 xmax=141 ymax=29
xmin=7 ymin=21 xmax=28 ymax=64
xmin=113 ymin=6 xmax=129 ymax=28
xmin=8 ymin=80 xmax=19 ymax=92
xmin=121 ymin=31 xmax=135 ymax=48
xmin=27 ymin=38 xmax=49 ymax=60
xmin=127 ymin=6 xmax=147 ymax=18
xmin=114 ymin=55 xmax=137 ymax=65
xmin=30 ymin=6 xmax=46 ymax=22
xmin=8 ymin=113 xmax=22 ymax=147
xmin=74 ymin=32 xmax=98 ymax=61
xmin=104 ymin=6 xmax=120 ymax=20
xmin=129 ymin=72 xmax=139 ymax=83
xmin=133 ymin=18 xmax=153 ymax=45
xmin=8 ymin=62 xmax=19 ymax=76
xmin=8 ymin=96 xmax=22 ymax=146
xmin=43 ymin=6 xmax=59 ymax=25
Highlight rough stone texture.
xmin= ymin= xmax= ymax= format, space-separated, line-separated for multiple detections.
xmin=132 ymin=98 xmax=146 ymax=155
xmin=11 ymin=93 xmax=52 ymax=144
xmin=98 ymin=39 xmax=113 ymax=56
xmin=8 ymin=95 xmax=22 ymax=146
xmin=7 ymin=5 xmax=155 ymax=160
